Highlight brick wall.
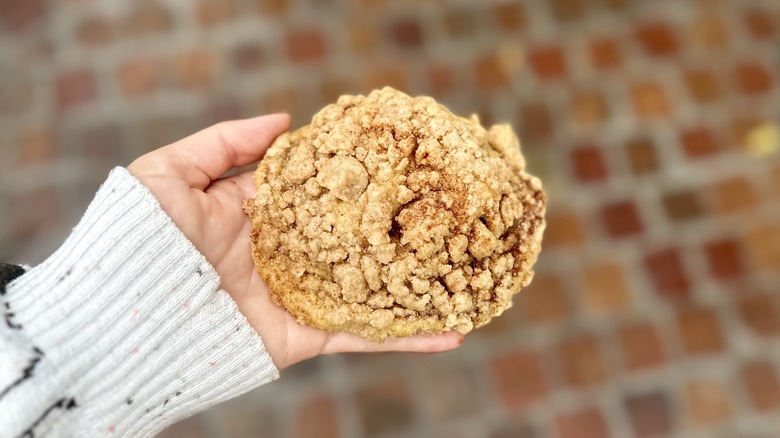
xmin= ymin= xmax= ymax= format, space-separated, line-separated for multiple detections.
xmin=2 ymin=0 xmax=780 ymax=437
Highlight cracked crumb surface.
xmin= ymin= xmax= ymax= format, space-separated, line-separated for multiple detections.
xmin=244 ymin=87 xmax=546 ymax=342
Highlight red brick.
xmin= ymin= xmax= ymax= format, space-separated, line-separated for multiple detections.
xmin=293 ymin=394 xmax=338 ymax=438
xmin=685 ymin=380 xmax=732 ymax=426
xmin=172 ymin=49 xmax=218 ymax=90
xmin=626 ymin=137 xmax=659 ymax=174
xmin=571 ymin=145 xmax=607 ymax=183
xmin=589 ymin=37 xmax=622 ymax=70
xmin=419 ymin=364 xmax=479 ymax=420
xmin=286 ymin=29 xmax=327 ymax=63
xmin=680 ymin=127 xmax=719 ymax=159
xmin=571 ymin=90 xmax=608 ymax=127
xmin=492 ymin=350 xmax=548 ymax=409
xmin=690 ymin=14 xmax=728 ymax=49
xmin=389 ymin=18 xmax=424 ymax=49
xmin=444 ymin=8 xmax=478 ymax=38
xmin=11 ymin=187 xmax=60 ymax=240
xmin=75 ymin=16 xmax=116 ymax=45
xmin=0 ymin=0 xmax=46 ymax=31
xmin=493 ymin=3 xmax=526 ymax=32
xmin=528 ymin=45 xmax=567 ymax=80
xmin=630 ymin=81 xmax=670 ymax=119
xmin=427 ymin=65 xmax=455 ymax=97
xmin=196 ymin=0 xmax=234 ymax=26
xmin=56 ymin=69 xmax=97 ymax=109
xmin=677 ymin=308 xmax=725 ymax=356
xmin=518 ymin=273 xmax=569 ymax=323
xmin=474 ymin=54 xmax=509 ymax=89
xmin=232 ymin=43 xmax=265 ymax=72
xmin=643 ymin=247 xmax=689 ymax=297
xmin=745 ymin=222 xmax=780 ymax=272
xmin=735 ymin=61 xmax=773 ymax=95
xmin=18 ymin=128 xmax=56 ymax=165
xmin=742 ymin=361 xmax=780 ymax=412
xmin=127 ymin=2 xmax=173 ymax=36
xmin=662 ymin=190 xmax=704 ymax=222
xmin=549 ymin=0 xmax=585 ymax=21
xmin=518 ymin=101 xmax=553 ymax=141
xmin=255 ymin=0 xmax=287 ymax=14
xmin=581 ymin=260 xmax=629 ymax=315
xmin=744 ymin=9 xmax=775 ymax=40
xmin=625 ymin=392 xmax=672 ymax=438
xmin=356 ymin=378 xmax=413 ymax=436
xmin=712 ymin=176 xmax=757 ymax=215
xmin=559 ymin=335 xmax=606 ymax=387
xmin=544 ymin=208 xmax=586 ymax=248
xmin=684 ymin=69 xmax=722 ymax=103
xmin=600 ymin=200 xmax=643 ymax=238
xmin=0 ymin=75 xmax=33 ymax=114
xmin=555 ymin=406 xmax=609 ymax=438
xmin=738 ymin=294 xmax=780 ymax=337
xmin=602 ymin=0 xmax=629 ymax=10
xmin=117 ymin=56 xmax=159 ymax=98
xmin=636 ymin=22 xmax=679 ymax=56
xmin=704 ymin=238 xmax=744 ymax=280
xmin=619 ymin=323 xmax=664 ymax=371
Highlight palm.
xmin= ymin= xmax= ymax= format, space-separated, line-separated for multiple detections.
xmin=128 ymin=115 xmax=463 ymax=369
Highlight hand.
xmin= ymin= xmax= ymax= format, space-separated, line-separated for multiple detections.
xmin=127 ymin=114 xmax=464 ymax=369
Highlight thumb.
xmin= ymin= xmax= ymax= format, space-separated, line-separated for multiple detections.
xmin=137 ymin=114 xmax=290 ymax=190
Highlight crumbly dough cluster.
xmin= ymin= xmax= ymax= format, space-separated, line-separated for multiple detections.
xmin=244 ymin=88 xmax=546 ymax=342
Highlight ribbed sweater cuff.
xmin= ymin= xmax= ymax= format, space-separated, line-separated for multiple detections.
xmin=4 ymin=167 xmax=278 ymax=437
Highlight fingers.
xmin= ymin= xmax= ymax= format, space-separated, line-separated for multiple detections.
xmin=322 ymin=331 xmax=464 ymax=355
xmin=151 ymin=114 xmax=290 ymax=189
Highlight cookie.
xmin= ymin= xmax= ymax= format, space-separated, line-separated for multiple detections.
xmin=244 ymin=88 xmax=546 ymax=342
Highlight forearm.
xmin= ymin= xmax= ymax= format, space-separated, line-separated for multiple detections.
xmin=0 ymin=168 xmax=278 ymax=437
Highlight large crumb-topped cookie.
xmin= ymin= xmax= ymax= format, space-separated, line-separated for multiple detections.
xmin=244 ymin=87 xmax=546 ymax=342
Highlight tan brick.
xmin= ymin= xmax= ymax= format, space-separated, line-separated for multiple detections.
xmin=555 ymin=406 xmax=609 ymax=438
xmin=518 ymin=274 xmax=570 ymax=323
xmin=685 ymin=379 xmax=732 ymax=426
xmin=589 ymin=37 xmax=622 ymax=70
xmin=196 ymin=0 xmax=235 ymax=27
xmin=492 ymin=350 xmax=548 ymax=409
xmin=118 ymin=56 xmax=159 ymax=98
xmin=619 ymin=323 xmax=665 ymax=371
xmin=293 ymin=394 xmax=339 ymax=438
xmin=677 ymin=308 xmax=726 ymax=356
xmin=712 ymin=176 xmax=757 ymax=215
xmin=172 ymin=49 xmax=218 ymax=90
xmin=559 ymin=335 xmax=606 ymax=387
xmin=581 ymin=260 xmax=630 ymax=315
xmin=630 ymin=81 xmax=670 ymax=119
xmin=544 ymin=208 xmax=586 ymax=248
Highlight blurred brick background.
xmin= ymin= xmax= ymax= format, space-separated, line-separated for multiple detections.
xmin=2 ymin=0 xmax=780 ymax=437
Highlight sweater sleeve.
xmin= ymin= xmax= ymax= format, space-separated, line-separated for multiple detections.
xmin=0 ymin=167 xmax=279 ymax=438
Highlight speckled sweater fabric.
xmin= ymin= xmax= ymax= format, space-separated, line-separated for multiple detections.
xmin=0 ymin=168 xmax=279 ymax=437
